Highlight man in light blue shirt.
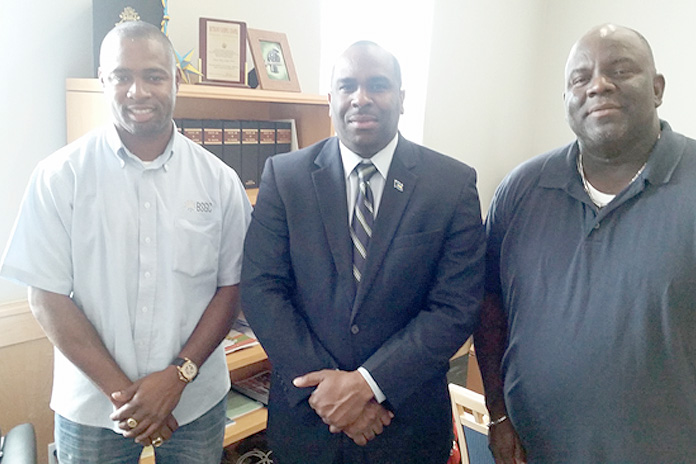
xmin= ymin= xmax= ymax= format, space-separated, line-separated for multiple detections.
xmin=0 ymin=21 xmax=251 ymax=463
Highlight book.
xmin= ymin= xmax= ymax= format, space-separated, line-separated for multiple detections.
xmin=222 ymin=328 xmax=259 ymax=354
xmin=202 ymin=119 xmax=224 ymax=160
xmin=226 ymin=388 xmax=264 ymax=421
xmin=223 ymin=120 xmax=242 ymax=176
xmin=181 ymin=119 xmax=203 ymax=145
xmin=274 ymin=120 xmax=293 ymax=155
xmin=241 ymin=121 xmax=260 ymax=188
xmin=258 ymin=121 xmax=276 ymax=180
xmin=231 ymin=369 xmax=271 ymax=405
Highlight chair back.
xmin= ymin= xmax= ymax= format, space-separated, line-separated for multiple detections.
xmin=0 ymin=423 xmax=37 ymax=464
xmin=448 ymin=383 xmax=495 ymax=464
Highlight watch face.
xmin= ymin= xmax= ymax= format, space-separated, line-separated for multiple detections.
xmin=182 ymin=361 xmax=197 ymax=379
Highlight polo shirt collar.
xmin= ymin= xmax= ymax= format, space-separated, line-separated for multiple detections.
xmin=643 ymin=121 xmax=685 ymax=186
xmin=106 ymin=122 xmax=176 ymax=170
xmin=538 ymin=120 xmax=684 ymax=192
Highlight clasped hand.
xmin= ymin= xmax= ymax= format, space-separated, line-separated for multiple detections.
xmin=293 ymin=369 xmax=394 ymax=446
xmin=488 ymin=419 xmax=527 ymax=464
xmin=109 ymin=368 xmax=185 ymax=445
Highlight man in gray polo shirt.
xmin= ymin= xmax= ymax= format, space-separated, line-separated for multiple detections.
xmin=477 ymin=24 xmax=696 ymax=462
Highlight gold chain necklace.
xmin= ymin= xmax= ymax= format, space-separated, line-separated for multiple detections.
xmin=576 ymin=153 xmax=648 ymax=208
xmin=576 ymin=132 xmax=659 ymax=208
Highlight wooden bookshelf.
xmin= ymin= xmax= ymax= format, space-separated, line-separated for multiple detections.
xmin=227 ymin=343 xmax=268 ymax=372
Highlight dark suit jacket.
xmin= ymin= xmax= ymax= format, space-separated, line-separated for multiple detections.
xmin=241 ymin=135 xmax=485 ymax=463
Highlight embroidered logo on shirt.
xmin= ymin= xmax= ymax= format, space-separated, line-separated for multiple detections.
xmin=184 ymin=200 xmax=213 ymax=213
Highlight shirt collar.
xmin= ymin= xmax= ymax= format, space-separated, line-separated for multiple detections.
xmin=340 ymin=133 xmax=399 ymax=181
xmin=538 ymin=120 xmax=683 ymax=190
xmin=106 ymin=122 xmax=176 ymax=170
xmin=642 ymin=121 xmax=685 ymax=186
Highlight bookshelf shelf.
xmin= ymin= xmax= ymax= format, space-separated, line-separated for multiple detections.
xmin=227 ymin=344 xmax=268 ymax=372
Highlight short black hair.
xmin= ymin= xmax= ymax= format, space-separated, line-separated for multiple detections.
xmin=337 ymin=41 xmax=402 ymax=88
xmin=100 ymin=21 xmax=176 ymax=69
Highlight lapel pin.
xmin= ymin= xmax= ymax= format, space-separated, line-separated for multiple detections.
xmin=393 ymin=179 xmax=404 ymax=192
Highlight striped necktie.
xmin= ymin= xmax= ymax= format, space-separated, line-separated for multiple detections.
xmin=351 ymin=162 xmax=378 ymax=287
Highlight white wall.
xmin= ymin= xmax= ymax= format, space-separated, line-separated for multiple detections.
xmin=0 ymin=0 xmax=93 ymax=301
xmin=423 ymin=0 xmax=546 ymax=212
xmin=532 ymin=0 xmax=696 ymax=155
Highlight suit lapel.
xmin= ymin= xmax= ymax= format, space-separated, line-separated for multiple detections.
xmin=311 ymin=138 xmax=355 ymax=305
xmin=352 ymin=136 xmax=419 ymax=315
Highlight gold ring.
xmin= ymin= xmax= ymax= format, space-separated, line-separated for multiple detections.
xmin=152 ymin=437 xmax=164 ymax=448
xmin=126 ymin=417 xmax=138 ymax=428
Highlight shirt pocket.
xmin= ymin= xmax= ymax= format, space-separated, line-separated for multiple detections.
xmin=172 ymin=217 xmax=220 ymax=277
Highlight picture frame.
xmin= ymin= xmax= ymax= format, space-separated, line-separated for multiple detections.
xmin=199 ymin=18 xmax=247 ymax=86
xmin=247 ymin=28 xmax=301 ymax=92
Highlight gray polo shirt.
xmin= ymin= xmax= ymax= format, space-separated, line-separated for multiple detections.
xmin=486 ymin=121 xmax=696 ymax=462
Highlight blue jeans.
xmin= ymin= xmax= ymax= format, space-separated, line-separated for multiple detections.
xmin=55 ymin=398 xmax=226 ymax=464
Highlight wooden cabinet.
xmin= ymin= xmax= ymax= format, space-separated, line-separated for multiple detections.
xmin=64 ymin=78 xmax=332 ymax=461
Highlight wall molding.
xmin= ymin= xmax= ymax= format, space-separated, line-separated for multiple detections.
xmin=0 ymin=299 xmax=46 ymax=348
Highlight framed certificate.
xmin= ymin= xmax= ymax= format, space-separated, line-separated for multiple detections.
xmin=199 ymin=18 xmax=247 ymax=86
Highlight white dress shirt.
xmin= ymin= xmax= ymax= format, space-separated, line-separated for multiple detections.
xmin=339 ymin=134 xmax=399 ymax=403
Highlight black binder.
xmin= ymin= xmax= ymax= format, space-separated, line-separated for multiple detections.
xmin=202 ymin=120 xmax=224 ymax=160
xmin=240 ymin=121 xmax=260 ymax=188
xmin=258 ymin=121 xmax=276 ymax=179
xmin=223 ymin=120 xmax=242 ymax=175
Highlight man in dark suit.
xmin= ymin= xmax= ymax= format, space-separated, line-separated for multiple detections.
xmin=241 ymin=41 xmax=485 ymax=463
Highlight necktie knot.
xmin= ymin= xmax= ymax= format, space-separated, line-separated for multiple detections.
xmin=356 ymin=163 xmax=377 ymax=183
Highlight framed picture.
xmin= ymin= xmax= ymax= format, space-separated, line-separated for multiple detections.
xmin=199 ymin=18 xmax=247 ymax=86
xmin=247 ymin=28 xmax=301 ymax=92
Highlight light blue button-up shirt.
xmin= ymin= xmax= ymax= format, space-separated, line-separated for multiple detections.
xmin=0 ymin=123 xmax=252 ymax=430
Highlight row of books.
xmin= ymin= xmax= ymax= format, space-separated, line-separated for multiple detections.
xmin=231 ymin=369 xmax=271 ymax=406
xmin=175 ymin=119 xmax=297 ymax=189
xmin=226 ymin=368 xmax=270 ymax=425
xmin=226 ymin=389 xmax=263 ymax=425
xmin=222 ymin=316 xmax=260 ymax=355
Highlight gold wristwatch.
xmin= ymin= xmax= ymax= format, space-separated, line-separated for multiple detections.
xmin=172 ymin=357 xmax=198 ymax=383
